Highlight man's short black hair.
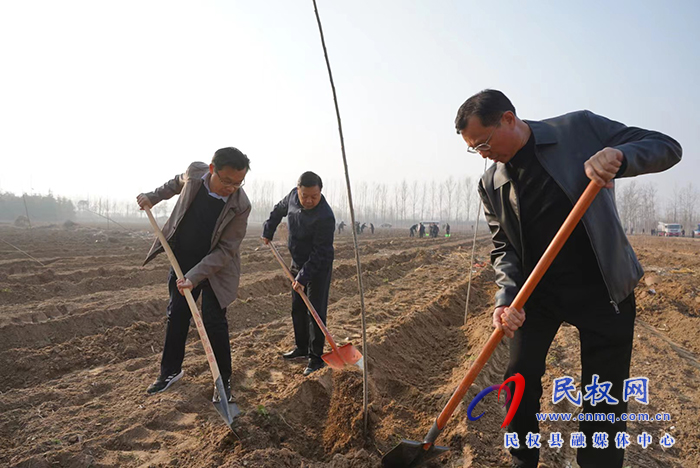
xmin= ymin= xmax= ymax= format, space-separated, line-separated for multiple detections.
xmin=212 ymin=147 xmax=251 ymax=172
xmin=297 ymin=171 xmax=323 ymax=190
xmin=454 ymin=89 xmax=516 ymax=133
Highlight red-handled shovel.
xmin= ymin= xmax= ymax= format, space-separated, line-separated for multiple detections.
xmin=382 ymin=180 xmax=603 ymax=467
xmin=268 ymin=241 xmax=364 ymax=371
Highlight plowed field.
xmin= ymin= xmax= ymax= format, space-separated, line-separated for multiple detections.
xmin=0 ymin=224 xmax=697 ymax=467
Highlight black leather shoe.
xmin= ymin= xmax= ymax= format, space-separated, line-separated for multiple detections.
xmin=282 ymin=348 xmax=308 ymax=360
xmin=303 ymin=358 xmax=326 ymax=376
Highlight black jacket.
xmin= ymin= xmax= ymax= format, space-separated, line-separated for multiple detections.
xmin=263 ymin=188 xmax=335 ymax=285
xmin=479 ymin=110 xmax=681 ymax=309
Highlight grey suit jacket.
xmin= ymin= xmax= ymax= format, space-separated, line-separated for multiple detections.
xmin=478 ymin=110 xmax=682 ymax=309
xmin=143 ymin=162 xmax=251 ymax=308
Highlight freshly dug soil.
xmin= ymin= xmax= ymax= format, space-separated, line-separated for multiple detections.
xmin=0 ymin=225 xmax=697 ymax=467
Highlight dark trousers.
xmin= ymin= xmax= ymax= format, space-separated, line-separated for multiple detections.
xmin=160 ymin=269 xmax=232 ymax=382
xmin=290 ymin=263 xmax=333 ymax=360
xmin=507 ymin=286 xmax=636 ymax=468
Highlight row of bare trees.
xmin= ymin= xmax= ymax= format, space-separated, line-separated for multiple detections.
xmin=248 ymin=178 xmax=698 ymax=233
xmin=616 ymin=180 xmax=698 ymax=233
xmin=246 ymin=177 xmax=482 ymax=226
xmin=60 ymin=179 xmax=697 ymax=234
xmin=75 ymin=197 xmax=174 ymax=222
xmin=0 ymin=192 xmax=75 ymax=222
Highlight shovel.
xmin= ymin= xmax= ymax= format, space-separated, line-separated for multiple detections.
xmin=268 ymin=241 xmax=364 ymax=371
xmin=382 ymin=180 xmax=603 ymax=467
xmin=143 ymin=206 xmax=240 ymax=432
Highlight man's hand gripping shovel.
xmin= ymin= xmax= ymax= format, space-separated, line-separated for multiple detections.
xmin=144 ymin=207 xmax=240 ymax=433
xmin=382 ymin=181 xmax=603 ymax=467
xmin=267 ymin=241 xmax=364 ymax=371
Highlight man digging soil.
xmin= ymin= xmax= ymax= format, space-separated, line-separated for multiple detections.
xmin=262 ymin=171 xmax=336 ymax=376
xmin=456 ymin=90 xmax=681 ymax=468
xmin=137 ymin=147 xmax=251 ymax=403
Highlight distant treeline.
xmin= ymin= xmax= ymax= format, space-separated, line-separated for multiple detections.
xmin=0 ymin=192 xmax=75 ymax=222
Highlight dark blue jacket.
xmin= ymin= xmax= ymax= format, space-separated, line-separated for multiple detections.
xmin=263 ymin=188 xmax=335 ymax=285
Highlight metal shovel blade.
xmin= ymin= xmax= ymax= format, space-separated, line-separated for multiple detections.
xmin=213 ymin=400 xmax=241 ymax=426
xmin=381 ymin=440 xmax=449 ymax=468
xmin=212 ymin=377 xmax=241 ymax=430
xmin=322 ymin=343 xmax=364 ymax=370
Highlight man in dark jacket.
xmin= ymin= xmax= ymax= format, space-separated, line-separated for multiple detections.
xmin=455 ymin=89 xmax=681 ymax=468
xmin=137 ymin=147 xmax=251 ymax=402
xmin=262 ymin=172 xmax=335 ymax=376
xmin=418 ymin=223 xmax=426 ymax=238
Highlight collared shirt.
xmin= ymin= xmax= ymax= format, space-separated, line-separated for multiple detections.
xmin=174 ymin=183 xmax=226 ymax=273
xmin=262 ymin=188 xmax=335 ymax=285
xmin=201 ymin=173 xmax=229 ymax=203
xmin=506 ymin=131 xmax=606 ymax=298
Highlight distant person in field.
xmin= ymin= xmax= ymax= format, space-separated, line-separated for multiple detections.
xmin=262 ymin=172 xmax=335 ymax=376
xmin=445 ymin=223 xmax=451 ymax=236
xmin=337 ymin=221 xmax=346 ymax=234
xmin=456 ymin=89 xmax=681 ymax=468
xmin=370 ymin=223 xmax=375 ymax=234
xmin=137 ymin=147 xmax=251 ymax=403
xmin=418 ymin=223 xmax=426 ymax=238
xmin=409 ymin=224 xmax=417 ymax=237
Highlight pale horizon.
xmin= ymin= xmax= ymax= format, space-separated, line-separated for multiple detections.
xmin=1 ymin=1 xmax=697 ymax=210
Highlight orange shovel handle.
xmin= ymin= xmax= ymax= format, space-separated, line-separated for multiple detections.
xmin=433 ymin=180 xmax=602 ymax=432
xmin=268 ymin=241 xmax=340 ymax=352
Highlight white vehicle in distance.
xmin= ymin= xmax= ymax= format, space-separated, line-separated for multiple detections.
xmin=657 ymin=222 xmax=682 ymax=237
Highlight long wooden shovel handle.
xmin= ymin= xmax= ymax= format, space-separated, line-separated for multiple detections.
xmin=267 ymin=241 xmax=340 ymax=352
xmin=143 ymin=206 xmax=223 ymax=382
xmin=434 ymin=180 xmax=602 ymax=431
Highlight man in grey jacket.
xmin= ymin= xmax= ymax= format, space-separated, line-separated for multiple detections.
xmin=455 ymin=90 xmax=681 ymax=468
xmin=137 ymin=147 xmax=251 ymax=401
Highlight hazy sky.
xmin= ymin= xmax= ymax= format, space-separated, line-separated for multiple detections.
xmin=1 ymin=0 xmax=697 ymax=205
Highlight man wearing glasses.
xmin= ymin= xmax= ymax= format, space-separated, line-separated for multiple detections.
xmin=136 ymin=147 xmax=251 ymax=403
xmin=455 ymin=90 xmax=681 ymax=468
